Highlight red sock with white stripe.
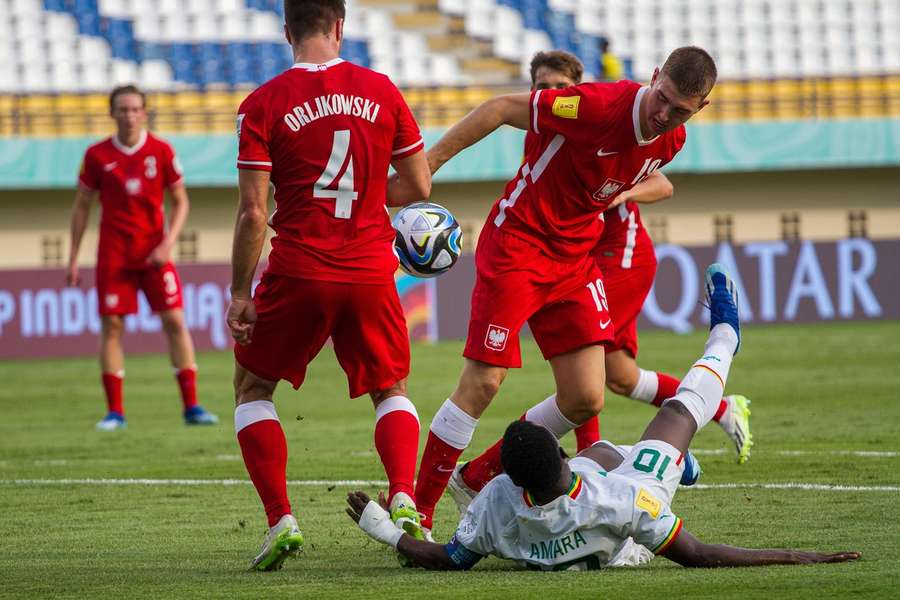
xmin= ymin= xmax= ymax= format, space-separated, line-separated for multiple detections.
xmin=628 ymin=369 xmax=681 ymax=407
xmin=373 ymin=396 xmax=419 ymax=504
xmin=463 ymin=395 xmax=577 ymax=492
xmin=629 ymin=369 xmax=728 ymax=422
xmin=102 ymin=371 xmax=124 ymax=415
xmin=414 ymin=399 xmax=478 ymax=530
xmin=175 ymin=366 xmax=198 ymax=410
xmin=235 ymin=400 xmax=291 ymax=528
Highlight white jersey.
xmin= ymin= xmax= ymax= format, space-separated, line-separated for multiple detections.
xmin=449 ymin=442 xmax=686 ymax=571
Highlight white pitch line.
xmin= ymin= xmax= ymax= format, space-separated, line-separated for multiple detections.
xmin=690 ymin=449 xmax=899 ymax=457
xmin=1 ymin=479 xmax=899 ymax=492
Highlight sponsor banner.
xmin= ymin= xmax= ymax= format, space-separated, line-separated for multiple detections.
xmin=0 ymin=265 xmax=436 ymax=359
xmin=434 ymin=239 xmax=899 ymax=339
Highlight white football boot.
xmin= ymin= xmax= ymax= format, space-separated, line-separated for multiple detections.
xmin=249 ymin=514 xmax=304 ymax=571
xmin=447 ymin=463 xmax=477 ymax=519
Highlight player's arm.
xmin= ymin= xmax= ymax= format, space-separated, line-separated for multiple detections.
xmin=345 ymin=491 xmax=471 ymax=571
xmin=386 ymin=150 xmax=432 ymax=207
xmin=608 ymin=170 xmax=674 ymax=209
xmin=427 ymin=93 xmax=531 ymax=175
xmin=662 ymin=529 xmax=860 ymax=568
xmin=148 ymin=182 xmax=190 ymax=267
xmin=227 ymin=169 xmax=270 ymax=345
xmin=67 ymin=185 xmax=95 ymax=286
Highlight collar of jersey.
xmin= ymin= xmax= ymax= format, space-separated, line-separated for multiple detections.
xmin=632 ymin=86 xmax=659 ymax=146
xmin=111 ymin=129 xmax=147 ymax=156
xmin=522 ymin=472 xmax=583 ymax=508
xmin=291 ymin=57 xmax=345 ymax=72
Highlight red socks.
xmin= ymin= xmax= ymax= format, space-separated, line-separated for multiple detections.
xmin=235 ymin=402 xmax=290 ymax=528
xmin=653 ymin=372 xmax=681 ymax=407
xmin=414 ymin=431 xmax=465 ymax=530
xmin=460 ymin=437 xmax=504 ymax=493
xmin=574 ymin=416 xmax=601 ymax=452
xmin=373 ymin=397 xmax=419 ymax=503
xmin=175 ymin=367 xmax=198 ymax=410
xmin=102 ymin=372 xmax=124 ymax=415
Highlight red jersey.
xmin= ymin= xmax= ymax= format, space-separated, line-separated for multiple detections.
xmin=78 ymin=130 xmax=183 ymax=267
xmin=484 ymin=81 xmax=685 ymax=262
xmin=594 ymin=201 xmax=656 ymax=269
xmin=236 ymin=58 xmax=424 ymax=284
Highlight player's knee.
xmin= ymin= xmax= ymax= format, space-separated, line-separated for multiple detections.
xmin=160 ymin=311 xmax=185 ymax=336
xmin=457 ymin=367 xmax=505 ymax=413
xmin=370 ymin=379 xmax=408 ymax=403
xmin=101 ymin=315 xmax=123 ymax=337
xmin=659 ymin=399 xmax=696 ymax=425
xmin=580 ymin=386 xmax=606 ymax=417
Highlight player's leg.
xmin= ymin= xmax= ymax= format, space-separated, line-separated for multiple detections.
xmin=460 ymin=262 xmax=613 ymax=494
xmin=331 ymin=281 xmax=424 ymax=538
xmin=142 ymin=263 xmax=216 ymax=423
xmin=234 ymin=363 xmax=303 ymax=571
xmin=95 ymin=263 xmax=135 ymax=430
xmin=414 ymin=234 xmax=538 ymax=532
xmin=97 ymin=314 xmax=127 ymax=429
xmin=630 ymin=264 xmax=741 ymax=490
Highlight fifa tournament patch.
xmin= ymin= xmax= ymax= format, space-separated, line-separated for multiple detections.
xmin=551 ymin=96 xmax=580 ymax=119
xmin=635 ymin=488 xmax=662 ymax=519
xmin=484 ymin=324 xmax=509 ymax=352
xmin=236 ymin=113 xmax=245 ymax=138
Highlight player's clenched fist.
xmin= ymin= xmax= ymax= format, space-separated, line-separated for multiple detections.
xmin=227 ymin=296 xmax=257 ymax=345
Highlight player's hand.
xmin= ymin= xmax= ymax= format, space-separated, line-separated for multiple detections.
xmin=607 ymin=191 xmax=630 ymax=210
xmin=147 ymin=241 xmax=172 ymax=267
xmin=800 ymin=551 xmax=861 ymax=564
xmin=65 ymin=263 xmax=80 ymax=286
xmin=226 ymin=296 xmax=257 ymax=345
xmin=345 ymin=491 xmax=371 ymax=524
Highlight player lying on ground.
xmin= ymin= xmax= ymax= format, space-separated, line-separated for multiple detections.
xmin=347 ymin=264 xmax=860 ymax=571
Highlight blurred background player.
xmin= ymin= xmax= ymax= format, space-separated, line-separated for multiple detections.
xmin=225 ymin=0 xmax=432 ymax=571
xmin=405 ymin=46 xmax=717 ymax=536
xmin=67 ymin=85 xmax=218 ymax=431
xmin=599 ymin=38 xmax=624 ymax=82
xmin=347 ymin=264 xmax=860 ymax=572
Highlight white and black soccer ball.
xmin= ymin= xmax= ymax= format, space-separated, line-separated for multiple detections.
xmin=392 ymin=202 xmax=462 ymax=278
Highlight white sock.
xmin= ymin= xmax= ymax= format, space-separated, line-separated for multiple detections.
xmin=234 ymin=400 xmax=278 ymax=434
xmin=629 ymin=369 xmax=659 ymax=404
xmin=664 ymin=324 xmax=737 ymax=429
xmin=429 ymin=399 xmax=478 ymax=450
xmin=525 ymin=394 xmax=578 ymax=439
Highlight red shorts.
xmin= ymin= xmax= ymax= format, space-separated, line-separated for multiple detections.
xmin=464 ymin=228 xmax=614 ymax=368
xmin=95 ymin=261 xmax=183 ymax=316
xmin=234 ymin=274 xmax=410 ymax=398
xmin=596 ymin=259 xmax=657 ymax=357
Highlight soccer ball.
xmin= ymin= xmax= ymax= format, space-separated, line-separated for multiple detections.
xmin=392 ymin=202 xmax=462 ymax=278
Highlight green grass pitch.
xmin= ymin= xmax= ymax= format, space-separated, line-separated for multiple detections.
xmin=1 ymin=321 xmax=898 ymax=599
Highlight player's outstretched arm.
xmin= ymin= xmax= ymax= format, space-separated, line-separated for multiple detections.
xmin=607 ymin=170 xmax=674 ymax=209
xmin=663 ymin=529 xmax=861 ymax=568
xmin=427 ymin=93 xmax=531 ymax=175
xmin=345 ymin=491 xmax=463 ymax=570
xmin=386 ymin=150 xmax=432 ymax=207
xmin=67 ymin=186 xmax=95 ymax=286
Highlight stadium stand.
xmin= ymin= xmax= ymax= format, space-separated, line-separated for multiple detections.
xmin=0 ymin=0 xmax=899 ymax=135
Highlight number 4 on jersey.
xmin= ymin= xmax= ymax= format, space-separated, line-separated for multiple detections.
xmin=314 ymin=129 xmax=358 ymax=219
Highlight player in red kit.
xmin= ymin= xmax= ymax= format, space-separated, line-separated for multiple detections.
xmin=489 ymin=52 xmax=753 ymax=459
xmin=226 ymin=0 xmax=432 ymax=571
xmin=67 ymin=85 xmax=218 ymax=431
xmin=398 ymin=47 xmax=720 ymax=535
